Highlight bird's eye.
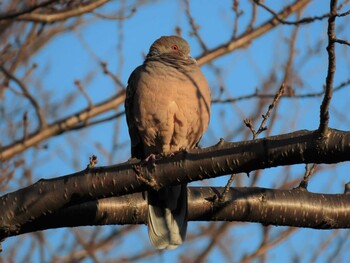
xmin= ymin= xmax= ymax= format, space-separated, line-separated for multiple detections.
xmin=171 ymin=45 xmax=179 ymax=51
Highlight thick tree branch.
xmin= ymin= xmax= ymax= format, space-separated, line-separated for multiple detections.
xmin=1 ymin=128 xmax=350 ymax=239
xmin=1 ymin=186 xmax=350 ymax=240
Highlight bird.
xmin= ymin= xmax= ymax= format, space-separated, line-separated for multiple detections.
xmin=124 ymin=35 xmax=211 ymax=249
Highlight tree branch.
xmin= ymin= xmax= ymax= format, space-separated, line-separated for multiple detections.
xmin=319 ymin=0 xmax=337 ymax=135
xmin=211 ymin=79 xmax=350 ymax=103
xmin=196 ymin=0 xmax=310 ymax=66
xmin=1 ymin=128 xmax=350 ymax=239
xmin=0 ymin=0 xmax=310 ymax=162
xmin=0 ymin=65 xmax=47 ymax=129
xmin=16 ymin=0 xmax=110 ymax=23
xmin=1 ymin=186 xmax=350 ymax=240
xmin=254 ymin=0 xmax=329 ymax=25
xmin=0 ymin=0 xmax=58 ymax=20
xmin=0 ymin=91 xmax=125 ymax=161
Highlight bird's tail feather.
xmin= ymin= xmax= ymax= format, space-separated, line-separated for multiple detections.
xmin=147 ymin=184 xmax=187 ymax=249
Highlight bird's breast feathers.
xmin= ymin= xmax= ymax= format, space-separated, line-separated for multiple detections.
xmin=132 ymin=59 xmax=210 ymax=153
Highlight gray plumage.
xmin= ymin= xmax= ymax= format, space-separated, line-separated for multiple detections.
xmin=125 ymin=36 xmax=211 ymax=249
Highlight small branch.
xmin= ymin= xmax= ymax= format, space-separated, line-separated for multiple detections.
xmin=334 ymin=38 xmax=350 ymax=46
xmin=0 ymin=91 xmax=126 ymax=161
xmin=298 ymin=164 xmax=317 ymax=189
xmin=196 ymin=0 xmax=310 ymax=66
xmin=319 ymin=0 xmax=337 ymax=136
xmin=195 ymin=222 xmax=232 ymax=263
xmin=254 ymin=0 xmax=327 ymax=25
xmin=241 ymin=228 xmax=296 ymax=263
xmin=92 ymin=8 xmax=137 ymax=20
xmin=100 ymin=61 xmax=124 ymax=89
xmin=337 ymin=9 xmax=350 ymax=17
xmin=184 ymin=0 xmax=208 ymax=52
xmin=212 ymin=79 xmax=350 ymax=104
xmin=0 ymin=0 xmax=58 ymax=20
xmin=245 ymin=1 xmax=257 ymax=32
xmin=231 ymin=0 xmax=243 ymax=38
xmin=69 ymin=112 xmax=125 ymax=131
xmin=244 ymin=118 xmax=256 ymax=136
xmin=244 ymin=84 xmax=285 ymax=139
xmin=282 ymin=11 xmax=301 ymax=96
xmin=0 ymin=65 xmax=47 ymax=130
xmin=74 ymin=80 xmax=93 ymax=107
xmin=219 ymin=174 xmax=236 ymax=202
xmin=255 ymin=84 xmax=285 ymax=138
xmin=16 ymin=0 xmax=110 ymax=23
xmin=23 ymin=111 xmax=28 ymax=141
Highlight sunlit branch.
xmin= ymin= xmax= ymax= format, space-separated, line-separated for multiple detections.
xmin=0 ymin=91 xmax=126 ymax=161
xmin=16 ymin=0 xmax=110 ymax=23
xmin=319 ymin=0 xmax=337 ymax=135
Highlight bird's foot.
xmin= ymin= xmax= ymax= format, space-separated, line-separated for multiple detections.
xmin=139 ymin=153 xmax=162 ymax=168
xmin=144 ymin=153 xmax=158 ymax=163
xmin=132 ymin=154 xmax=162 ymax=189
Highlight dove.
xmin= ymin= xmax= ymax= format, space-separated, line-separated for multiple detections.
xmin=125 ymin=35 xmax=211 ymax=249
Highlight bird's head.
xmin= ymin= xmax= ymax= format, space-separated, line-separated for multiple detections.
xmin=147 ymin=36 xmax=192 ymax=60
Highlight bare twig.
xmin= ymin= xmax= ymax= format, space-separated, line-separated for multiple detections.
xmin=74 ymin=80 xmax=93 ymax=107
xmin=337 ymin=9 xmax=350 ymax=17
xmin=245 ymin=0 xmax=257 ymax=32
xmin=319 ymin=0 xmax=337 ymax=136
xmin=298 ymin=164 xmax=317 ymax=189
xmin=0 ymin=91 xmax=126 ymax=161
xmin=241 ymin=228 xmax=296 ymax=263
xmin=254 ymin=0 xmax=327 ymax=25
xmin=0 ymin=0 xmax=58 ymax=20
xmin=334 ymin=38 xmax=350 ymax=46
xmin=244 ymin=118 xmax=256 ymax=137
xmin=69 ymin=111 xmax=125 ymax=131
xmin=3 ymin=24 xmax=38 ymax=87
xmin=219 ymin=174 xmax=236 ymax=202
xmin=256 ymin=84 xmax=285 ymax=136
xmin=23 ymin=111 xmax=28 ymax=141
xmin=212 ymin=78 xmax=350 ymax=103
xmin=184 ymin=0 xmax=208 ymax=51
xmin=245 ymin=84 xmax=285 ymax=139
xmin=195 ymin=223 xmax=232 ymax=263
xmin=282 ymin=11 xmax=301 ymax=96
xmin=100 ymin=61 xmax=124 ymax=89
xmin=197 ymin=0 xmax=310 ymax=66
xmin=254 ymin=0 xmax=348 ymax=25
xmin=0 ymin=65 xmax=47 ymax=130
xmin=232 ymin=0 xmax=243 ymax=38
xmin=17 ymin=0 xmax=110 ymax=23
xmin=92 ymin=8 xmax=137 ymax=20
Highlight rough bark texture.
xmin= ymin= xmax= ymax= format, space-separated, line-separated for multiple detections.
xmin=1 ymin=128 xmax=350 ymax=239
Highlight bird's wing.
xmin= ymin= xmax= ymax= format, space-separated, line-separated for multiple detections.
xmin=125 ymin=65 xmax=144 ymax=159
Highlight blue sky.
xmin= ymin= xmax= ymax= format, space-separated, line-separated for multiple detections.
xmin=2 ymin=0 xmax=350 ymax=262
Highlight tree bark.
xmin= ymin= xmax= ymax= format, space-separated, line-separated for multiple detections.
xmin=1 ymin=128 xmax=350 ymax=240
